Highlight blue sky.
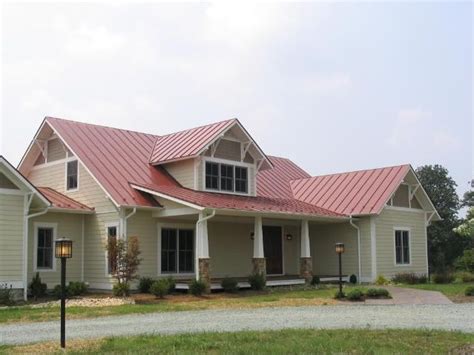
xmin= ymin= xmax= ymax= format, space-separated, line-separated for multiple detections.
xmin=1 ymin=2 xmax=472 ymax=206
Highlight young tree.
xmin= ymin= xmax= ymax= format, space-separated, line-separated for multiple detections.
xmin=107 ymin=236 xmax=141 ymax=287
xmin=416 ymin=165 xmax=461 ymax=272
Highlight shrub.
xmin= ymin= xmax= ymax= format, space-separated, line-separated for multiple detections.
xmin=113 ymin=283 xmax=130 ymax=297
xmin=310 ymin=276 xmax=320 ymax=286
xmin=349 ymin=274 xmax=357 ymax=284
xmin=221 ymin=277 xmax=239 ymax=293
xmin=0 ymin=284 xmax=14 ymax=306
xmin=68 ymin=281 xmax=88 ymax=296
xmin=432 ymin=273 xmax=455 ymax=284
xmin=454 ymin=271 xmax=474 ymax=283
xmin=248 ymin=273 xmax=266 ymax=291
xmin=392 ymin=273 xmax=427 ymax=285
xmin=138 ymin=277 xmax=154 ymax=293
xmin=52 ymin=285 xmax=69 ymax=299
xmin=346 ymin=288 xmax=364 ymax=301
xmin=366 ymin=288 xmax=390 ymax=298
xmin=165 ymin=276 xmax=176 ymax=293
xmin=189 ymin=279 xmax=207 ymax=296
xmin=465 ymin=286 xmax=474 ymax=296
xmin=334 ymin=290 xmax=345 ymax=299
xmin=455 ymin=249 xmax=474 ymax=272
xmin=150 ymin=279 xmax=169 ymax=299
xmin=375 ymin=275 xmax=389 ymax=285
xmin=29 ymin=273 xmax=47 ymax=300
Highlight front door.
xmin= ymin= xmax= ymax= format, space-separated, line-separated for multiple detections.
xmin=263 ymin=226 xmax=283 ymax=275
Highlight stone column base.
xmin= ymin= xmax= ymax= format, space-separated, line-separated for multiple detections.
xmin=300 ymin=257 xmax=313 ymax=282
xmin=252 ymin=257 xmax=266 ymax=276
xmin=198 ymin=258 xmax=211 ymax=293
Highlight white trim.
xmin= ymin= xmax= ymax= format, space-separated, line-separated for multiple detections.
xmin=153 ymin=207 xmax=199 ymax=218
xmin=33 ymin=222 xmax=58 ymax=272
xmin=424 ymin=213 xmax=429 ymax=275
xmin=65 ymin=159 xmax=79 ymax=192
xmin=393 ymin=227 xmax=412 ymax=266
xmin=88 ymin=282 xmax=113 ymax=290
xmin=104 ymin=221 xmax=120 ymax=277
xmin=30 ymin=156 xmax=76 ymax=171
xmin=0 ymin=281 xmax=24 ymax=289
xmin=407 ymin=167 xmax=441 ymax=220
xmin=157 ymin=222 xmax=196 ymax=277
xmin=203 ymin=156 xmax=255 ymax=168
xmin=370 ymin=216 xmax=377 ymax=280
xmin=202 ymin=157 xmax=253 ymax=196
xmin=131 ymin=184 xmax=204 ymax=210
xmin=81 ymin=215 xmax=85 ymax=282
xmin=384 ymin=206 xmax=425 ymax=213
xmin=0 ymin=188 xmax=25 ymax=195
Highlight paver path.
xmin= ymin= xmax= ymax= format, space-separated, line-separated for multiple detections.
xmin=365 ymin=286 xmax=453 ymax=305
xmin=0 ymin=304 xmax=473 ymax=345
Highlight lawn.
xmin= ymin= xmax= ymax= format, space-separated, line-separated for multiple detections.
xmin=399 ymin=282 xmax=474 ymax=301
xmin=0 ymin=285 xmax=338 ymax=324
xmin=1 ymin=329 xmax=473 ymax=354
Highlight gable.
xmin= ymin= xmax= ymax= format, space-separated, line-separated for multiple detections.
xmin=0 ymin=171 xmax=20 ymax=189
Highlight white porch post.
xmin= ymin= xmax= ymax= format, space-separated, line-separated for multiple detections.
xmin=300 ymin=219 xmax=313 ymax=282
xmin=252 ymin=216 xmax=266 ymax=275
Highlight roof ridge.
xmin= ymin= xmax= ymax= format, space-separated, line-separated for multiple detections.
xmin=156 ymin=117 xmax=237 ymax=138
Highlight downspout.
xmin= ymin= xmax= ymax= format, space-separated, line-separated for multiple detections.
xmin=349 ymin=216 xmax=362 ymax=284
xmin=122 ymin=208 xmax=137 ymax=240
xmin=195 ymin=209 xmax=216 ymax=281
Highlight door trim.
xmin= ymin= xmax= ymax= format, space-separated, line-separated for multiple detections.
xmin=263 ymin=225 xmax=285 ymax=276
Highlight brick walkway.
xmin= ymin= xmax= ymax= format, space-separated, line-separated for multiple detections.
xmin=365 ymin=286 xmax=452 ymax=305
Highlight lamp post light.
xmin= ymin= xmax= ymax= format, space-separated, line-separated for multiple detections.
xmin=55 ymin=238 xmax=73 ymax=349
xmin=335 ymin=242 xmax=345 ymax=297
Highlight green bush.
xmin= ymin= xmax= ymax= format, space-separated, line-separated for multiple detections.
xmin=165 ymin=276 xmax=176 ymax=293
xmin=189 ymin=279 xmax=207 ymax=296
xmin=150 ymin=279 xmax=169 ymax=299
xmin=52 ymin=285 xmax=69 ymax=299
xmin=454 ymin=271 xmax=474 ymax=283
xmin=432 ymin=273 xmax=455 ymax=284
xmin=112 ymin=283 xmax=130 ymax=297
xmin=310 ymin=276 xmax=320 ymax=285
xmin=349 ymin=274 xmax=357 ymax=284
xmin=138 ymin=277 xmax=155 ymax=293
xmin=392 ymin=273 xmax=427 ymax=285
xmin=0 ymin=284 xmax=14 ymax=306
xmin=221 ymin=277 xmax=239 ymax=293
xmin=29 ymin=273 xmax=47 ymax=300
xmin=455 ymin=249 xmax=474 ymax=272
xmin=68 ymin=281 xmax=88 ymax=296
xmin=375 ymin=275 xmax=389 ymax=285
xmin=346 ymin=288 xmax=364 ymax=301
xmin=248 ymin=273 xmax=266 ymax=291
xmin=465 ymin=286 xmax=474 ymax=296
xmin=366 ymin=288 xmax=390 ymax=298
xmin=334 ymin=290 xmax=345 ymax=299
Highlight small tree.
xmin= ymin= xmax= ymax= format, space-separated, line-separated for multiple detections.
xmin=106 ymin=236 xmax=141 ymax=293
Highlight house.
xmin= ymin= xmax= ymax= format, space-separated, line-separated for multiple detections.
xmin=0 ymin=117 xmax=440 ymax=299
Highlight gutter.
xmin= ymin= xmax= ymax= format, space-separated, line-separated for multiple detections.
xmin=349 ymin=215 xmax=362 ymax=284
xmin=195 ymin=209 xmax=216 ymax=280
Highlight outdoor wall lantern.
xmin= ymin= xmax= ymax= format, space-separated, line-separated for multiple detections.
xmin=335 ymin=242 xmax=345 ymax=298
xmin=286 ymin=234 xmax=293 ymax=241
xmin=55 ymin=238 xmax=73 ymax=349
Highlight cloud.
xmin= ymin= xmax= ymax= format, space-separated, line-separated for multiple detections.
xmin=388 ymin=108 xmax=431 ymax=146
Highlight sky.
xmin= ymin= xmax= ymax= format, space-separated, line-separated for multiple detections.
xmin=1 ymin=1 xmax=472 ymax=206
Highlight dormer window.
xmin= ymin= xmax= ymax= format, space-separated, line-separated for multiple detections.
xmin=205 ymin=161 xmax=248 ymax=194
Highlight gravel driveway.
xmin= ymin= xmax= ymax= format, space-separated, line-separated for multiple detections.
xmin=1 ymin=304 xmax=473 ymax=345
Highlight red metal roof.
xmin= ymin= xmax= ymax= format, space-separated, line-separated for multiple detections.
xmin=131 ymin=182 xmax=346 ymax=218
xmin=149 ymin=119 xmax=236 ymax=165
xmin=290 ymin=165 xmax=411 ymax=216
xmin=45 ymin=117 xmax=178 ymax=207
xmin=38 ymin=187 xmax=94 ymax=212
xmin=257 ymin=156 xmax=311 ymax=198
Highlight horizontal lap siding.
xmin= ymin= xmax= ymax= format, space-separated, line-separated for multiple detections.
xmin=164 ymin=160 xmax=195 ymax=189
xmin=47 ymin=139 xmax=67 ymax=162
xmin=128 ymin=211 xmax=157 ymax=279
xmin=0 ymin=194 xmax=24 ymax=281
xmin=357 ymin=217 xmax=372 ymax=280
xmin=375 ymin=208 xmax=427 ymax=277
xmin=310 ymin=223 xmax=358 ymax=276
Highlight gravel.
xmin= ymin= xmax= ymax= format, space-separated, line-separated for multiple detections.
xmin=30 ymin=297 xmax=134 ymax=309
xmin=0 ymin=304 xmax=473 ymax=345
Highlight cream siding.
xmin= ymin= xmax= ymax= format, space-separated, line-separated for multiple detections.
xmin=0 ymin=172 xmax=19 ymax=189
xmin=47 ymin=138 xmax=67 ymax=162
xmin=0 ymin=193 xmax=24 ymax=283
xmin=128 ymin=210 xmax=158 ymax=278
xmin=356 ymin=217 xmax=372 ymax=281
xmin=27 ymin=213 xmax=84 ymax=287
xmin=164 ymin=160 xmax=195 ymax=189
xmin=375 ymin=207 xmax=427 ymax=277
xmin=214 ymin=140 xmax=241 ymax=162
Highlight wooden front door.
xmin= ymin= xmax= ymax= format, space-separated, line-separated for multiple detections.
xmin=263 ymin=226 xmax=283 ymax=275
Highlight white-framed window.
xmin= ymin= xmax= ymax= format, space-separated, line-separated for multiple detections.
xmin=204 ymin=160 xmax=248 ymax=194
xmin=394 ymin=228 xmax=411 ymax=265
xmin=66 ymin=159 xmax=78 ymax=191
xmin=105 ymin=223 xmax=119 ymax=275
xmin=34 ymin=223 xmax=57 ymax=272
xmin=159 ymin=227 xmax=194 ymax=274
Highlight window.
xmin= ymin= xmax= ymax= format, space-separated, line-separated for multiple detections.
xmin=66 ymin=160 xmax=78 ymax=190
xmin=161 ymin=228 xmax=194 ymax=273
xmin=235 ymin=166 xmax=248 ymax=193
xmin=395 ymin=229 xmax=410 ymax=265
xmin=205 ymin=162 xmax=219 ymax=190
xmin=204 ymin=161 xmax=248 ymax=194
xmin=36 ymin=227 xmax=54 ymax=270
xmin=107 ymin=225 xmax=118 ymax=274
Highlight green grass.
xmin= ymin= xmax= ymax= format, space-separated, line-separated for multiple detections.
xmin=1 ymin=329 xmax=473 ymax=354
xmin=0 ymin=286 xmax=338 ymax=324
xmin=399 ymin=282 xmax=474 ymax=297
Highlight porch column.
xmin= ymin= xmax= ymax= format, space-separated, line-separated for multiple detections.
xmin=196 ymin=212 xmax=211 ymax=292
xmin=252 ymin=216 xmax=266 ymax=275
xmin=300 ymin=220 xmax=313 ymax=282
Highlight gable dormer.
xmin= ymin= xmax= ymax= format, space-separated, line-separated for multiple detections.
xmin=150 ymin=119 xmax=272 ymax=196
